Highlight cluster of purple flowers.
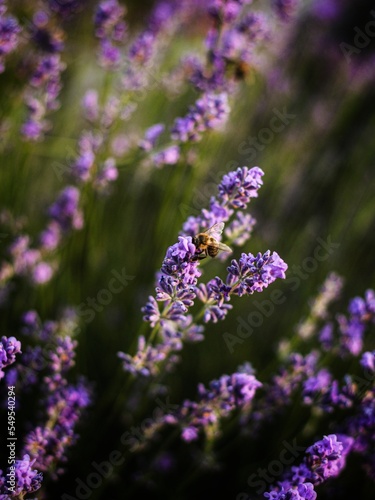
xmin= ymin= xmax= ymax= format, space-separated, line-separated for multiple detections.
xmin=0 ymin=311 xmax=91 ymax=488
xmin=163 ymin=370 xmax=262 ymax=442
xmin=94 ymin=0 xmax=127 ymax=68
xmin=0 ymin=454 xmax=43 ymax=498
xmin=1 ymin=186 xmax=83 ymax=288
xmin=20 ymin=7 xmax=67 ymax=141
xmin=1 ymin=1 xmax=373 ymax=498
xmin=0 ymin=335 xmax=21 ymax=380
xmin=272 ymin=0 xmax=300 ymax=21
xmin=171 ymin=92 xmax=230 ymax=143
xmin=119 ymin=166 xmax=287 ymax=377
xmin=0 ymin=0 xmax=21 ymax=73
xmin=265 ymin=434 xmax=353 ymax=499
xmin=182 ymin=0 xmax=270 ymax=92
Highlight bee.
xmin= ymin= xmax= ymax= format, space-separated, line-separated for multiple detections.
xmin=192 ymin=222 xmax=232 ymax=260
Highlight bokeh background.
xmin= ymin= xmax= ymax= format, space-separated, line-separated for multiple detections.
xmin=1 ymin=0 xmax=375 ymax=498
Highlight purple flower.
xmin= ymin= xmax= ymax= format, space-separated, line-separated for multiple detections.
xmin=94 ymin=1 xmax=127 ymax=68
xmin=118 ymin=336 xmax=168 ymax=377
xmin=265 ymin=482 xmax=317 ymax=500
xmin=182 ymin=426 xmax=199 ymax=442
xmin=360 ymin=351 xmax=375 ymax=373
xmin=21 ymin=53 xmax=65 ymax=140
xmin=48 ymin=186 xmax=83 ymax=232
xmin=0 ymin=335 xmax=21 ymax=379
xmin=272 ymin=0 xmax=299 ymax=21
xmin=139 ymin=123 xmax=165 ymax=151
xmin=129 ymin=31 xmax=155 ymax=64
xmin=21 ymin=310 xmax=40 ymax=335
xmin=39 ymin=221 xmax=62 ymax=251
xmin=21 ymin=97 xmax=48 ymax=141
xmin=0 ymin=8 xmax=21 ymax=73
xmin=72 ymin=131 xmax=102 ymax=181
xmin=152 ymin=145 xmax=180 ymax=167
xmin=302 ymin=369 xmax=332 ymax=405
xmin=224 ymin=211 xmax=256 ymax=246
xmin=23 ymin=381 xmax=91 ymax=474
xmin=98 ymin=39 xmax=121 ymax=68
xmin=171 ymin=93 xmax=230 ymax=143
xmin=164 ymin=370 xmax=262 ymax=442
xmin=318 ymin=323 xmax=334 ymax=351
xmin=82 ymin=89 xmax=99 ymax=122
xmin=226 ymin=250 xmax=288 ymax=295
xmin=95 ymin=157 xmax=119 ymax=188
xmin=48 ymin=336 xmax=77 ymax=376
xmin=305 ymin=434 xmax=353 ymax=484
xmin=196 ymin=279 xmax=232 ymax=322
xmin=32 ymin=261 xmax=54 ymax=284
xmin=142 ymin=296 xmax=161 ymax=327
xmin=160 ymin=236 xmax=201 ymax=286
xmin=94 ymin=0 xmax=126 ymax=39
xmin=0 ymin=454 xmax=43 ymax=496
xmin=218 ymin=166 xmax=264 ymax=208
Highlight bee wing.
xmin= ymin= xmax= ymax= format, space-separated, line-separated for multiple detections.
xmin=206 ymin=222 xmax=225 ymax=239
xmin=216 ymin=241 xmax=232 ymax=253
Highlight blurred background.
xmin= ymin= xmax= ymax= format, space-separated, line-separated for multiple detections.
xmin=1 ymin=0 xmax=375 ymax=498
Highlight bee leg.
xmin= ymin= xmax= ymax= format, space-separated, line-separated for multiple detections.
xmin=191 ymin=250 xmax=207 ymax=261
xmin=198 ymin=253 xmax=207 ymax=260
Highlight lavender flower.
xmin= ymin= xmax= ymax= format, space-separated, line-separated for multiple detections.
xmin=139 ymin=123 xmax=165 ymax=152
xmin=118 ymin=336 xmax=168 ymax=377
xmin=164 ymin=371 xmax=262 ymax=442
xmin=21 ymin=54 xmax=66 ymax=141
xmin=171 ymin=93 xmax=230 ymax=143
xmin=32 ymin=261 xmax=54 ymax=284
xmin=9 ymin=312 xmax=93 ymax=477
xmin=0 ymin=454 xmax=42 ymax=497
xmin=272 ymin=0 xmax=299 ymax=21
xmin=218 ymin=165 xmax=264 ymax=208
xmin=304 ymin=434 xmax=354 ymax=484
xmin=226 ymin=250 xmax=287 ymax=295
xmin=265 ymin=482 xmax=316 ymax=500
xmin=39 ymin=221 xmax=61 ymax=251
xmin=23 ymin=381 xmax=91 ymax=476
xmin=152 ymin=145 xmax=180 ymax=167
xmin=361 ymin=351 xmax=375 ymax=373
xmin=94 ymin=0 xmax=127 ymax=68
xmin=224 ymin=211 xmax=256 ymax=246
xmin=0 ymin=5 xmax=21 ymax=73
xmin=120 ymin=166 xmax=287 ymax=378
xmin=48 ymin=186 xmax=83 ymax=232
xmin=337 ymin=289 xmax=375 ymax=356
xmin=182 ymin=166 xmax=264 ymax=239
xmin=265 ymin=434 xmax=353 ymax=499
xmin=82 ymin=89 xmax=99 ymax=122
xmin=160 ymin=236 xmax=201 ymax=286
xmin=0 ymin=335 xmax=21 ymax=379
xmin=71 ymin=132 xmax=99 ymax=181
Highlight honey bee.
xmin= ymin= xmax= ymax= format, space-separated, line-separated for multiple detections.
xmin=192 ymin=222 xmax=232 ymax=260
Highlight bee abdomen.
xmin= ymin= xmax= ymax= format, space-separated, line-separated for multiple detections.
xmin=208 ymin=246 xmax=219 ymax=258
